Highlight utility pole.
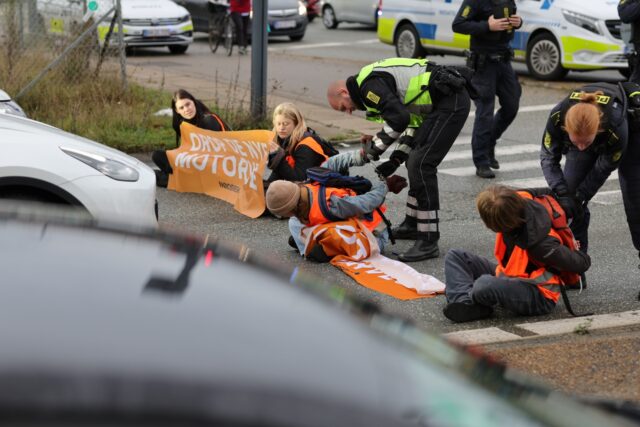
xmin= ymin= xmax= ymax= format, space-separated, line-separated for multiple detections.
xmin=250 ymin=0 xmax=268 ymax=119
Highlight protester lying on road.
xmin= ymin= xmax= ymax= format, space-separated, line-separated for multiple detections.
xmin=152 ymin=89 xmax=230 ymax=188
xmin=265 ymin=150 xmax=407 ymax=262
xmin=265 ymin=102 xmax=338 ymax=188
xmin=327 ymin=58 xmax=472 ymax=262
xmin=442 ymin=185 xmax=591 ymax=323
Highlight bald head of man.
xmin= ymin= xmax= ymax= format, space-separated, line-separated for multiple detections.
xmin=327 ymin=80 xmax=356 ymax=114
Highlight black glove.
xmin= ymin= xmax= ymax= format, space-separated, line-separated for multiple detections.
xmin=555 ymin=192 xmax=577 ymax=219
xmin=376 ymin=160 xmax=400 ymax=178
xmin=386 ymin=175 xmax=408 ymax=194
xmin=389 ymin=149 xmax=409 ymax=165
xmin=364 ymin=138 xmax=383 ymax=162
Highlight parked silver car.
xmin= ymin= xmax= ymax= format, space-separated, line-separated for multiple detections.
xmin=320 ymin=0 xmax=380 ymax=29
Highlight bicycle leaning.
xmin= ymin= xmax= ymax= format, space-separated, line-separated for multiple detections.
xmin=208 ymin=1 xmax=235 ymax=56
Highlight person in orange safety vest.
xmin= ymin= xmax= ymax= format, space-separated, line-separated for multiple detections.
xmin=265 ymin=150 xmax=407 ymax=262
xmin=266 ymin=102 xmax=338 ymax=187
xmin=442 ymin=185 xmax=591 ymax=323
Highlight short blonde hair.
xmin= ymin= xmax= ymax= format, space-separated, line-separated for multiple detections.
xmin=476 ymin=185 xmax=526 ymax=233
xmin=272 ymin=102 xmax=307 ymax=155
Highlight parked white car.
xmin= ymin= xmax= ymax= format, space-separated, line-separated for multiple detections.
xmin=320 ymin=0 xmax=380 ymax=29
xmin=38 ymin=0 xmax=194 ymax=54
xmin=0 ymin=114 xmax=158 ymax=227
xmin=0 ymin=90 xmax=27 ymax=118
xmin=378 ymin=0 xmax=627 ymax=81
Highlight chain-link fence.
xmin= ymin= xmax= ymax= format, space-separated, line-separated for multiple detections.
xmin=0 ymin=0 xmax=126 ymax=102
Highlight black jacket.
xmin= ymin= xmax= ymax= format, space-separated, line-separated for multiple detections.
xmin=540 ymin=83 xmax=628 ymax=201
xmin=267 ymin=131 xmax=330 ymax=182
xmin=619 ymin=0 xmax=640 ymax=45
xmin=174 ymin=112 xmax=229 ymax=146
xmin=502 ymin=195 xmax=591 ymax=275
xmin=452 ymin=0 xmax=520 ymax=54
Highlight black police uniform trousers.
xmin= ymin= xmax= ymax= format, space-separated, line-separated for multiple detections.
xmin=470 ymin=58 xmax=521 ymax=167
xmin=619 ymin=131 xmax=640 ymax=255
xmin=404 ymin=89 xmax=471 ymax=242
xmin=629 ymin=41 xmax=640 ymax=85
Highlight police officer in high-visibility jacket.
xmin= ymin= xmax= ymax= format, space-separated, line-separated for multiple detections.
xmin=327 ymin=58 xmax=471 ymax=262
xmin=452 ymin=0 xmax=522 ymax=179
xmin=541 ymin=83 xmax=632 ymax=259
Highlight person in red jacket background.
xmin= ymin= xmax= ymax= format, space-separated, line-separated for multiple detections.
xmin=230 ymin=0 xmax=251 ymax=55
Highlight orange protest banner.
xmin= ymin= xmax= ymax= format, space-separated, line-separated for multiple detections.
xmin=166 ymin=123 xmax=274 ymax=218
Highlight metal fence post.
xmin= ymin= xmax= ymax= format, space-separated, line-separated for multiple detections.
xmin=250 ymin=0 xmax=268 ymax=119
xmin=115 ymin=0 xmax=127 ymax=90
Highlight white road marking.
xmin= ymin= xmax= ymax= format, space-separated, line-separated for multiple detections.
xmin=440 ymin=159 xmax=542 ymax=176
xmin=501 ymin=171 xmax=619 ymax=190
xmin=443 ymin=144 xmax=540 ymax=161
xmin=468 ymin=104 xmax=556 ymax=118
xmin=268 ymin=38 xmax=379 ymax=51
xmin=441 ymin=310 xmax=640 ymax=345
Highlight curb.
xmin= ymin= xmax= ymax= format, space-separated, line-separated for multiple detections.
xmin=442 ymin=310 xmax=640 ymax=346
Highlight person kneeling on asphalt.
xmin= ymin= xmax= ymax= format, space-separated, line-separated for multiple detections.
xmin=442 ymin=185 xmax=591 ymax=323
xmin=264 ymin=150 xmax=407 ymax=262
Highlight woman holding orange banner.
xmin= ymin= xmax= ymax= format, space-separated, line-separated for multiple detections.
xmin=152 ymin=89 xmax=230 ymax=188
xmin=265 ymin=103 xmax=338 ymax=187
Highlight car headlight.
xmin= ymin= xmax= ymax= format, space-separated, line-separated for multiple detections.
xmin=298 ymin=1 xmax=307 ymax=15
xmin=562 ymin=10 xmax=601 ymax=35
xmin=61 ymin=147 xmax=139 ymax=182
xmin=0 ymin=102 xmax=27 ymax=117
xmin=179 ymin=14 xmax=190 ymax=23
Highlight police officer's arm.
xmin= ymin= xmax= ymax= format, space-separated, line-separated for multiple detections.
xmin=576 ymin=125 xmax=628 ymax=202
xmin=452 ymin=0 xmax=489 ymax=35
xmin=529 ymin=236 xmax=591 ymax=274
xmin=618 ymin=0 xmax=640 ymax=23
xmin=540 ymin=108 xmax=570 ymax=195
xmin=360 ymin=76 xmax=410 ymax=156
xmin=327 ymin=181 xmax=387 ymax=220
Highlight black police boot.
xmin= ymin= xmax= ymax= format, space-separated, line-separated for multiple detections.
xmin=443 ymin=302 xmax=493 ymax=323
xmin=392 ymin=216 xmax=417 ymax=240
xmin=288 ymin=235 xmax=297 ymax=250
xmin=475 ymin=165 xmax=495 ymax=179
xmin=397 ymin=239 xmax=439 ymax=262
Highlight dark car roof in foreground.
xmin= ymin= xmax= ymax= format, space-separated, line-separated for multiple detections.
xmin=0 ymin=209 xmax=633 ymax=426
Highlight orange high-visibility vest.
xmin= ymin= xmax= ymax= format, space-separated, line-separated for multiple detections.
xmin=305 ymin=183 xmax=385 ymax=232
xmin=285 ymin=136 xmax=329 ymax=168
xmin=494 ymin=192 xmax=563 ymax=303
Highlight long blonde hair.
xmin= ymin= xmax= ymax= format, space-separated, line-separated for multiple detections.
xmin=272 ymin=102 xmax=307 ymax=155
xmin=564 ymin=91 xmax=604 ymax=137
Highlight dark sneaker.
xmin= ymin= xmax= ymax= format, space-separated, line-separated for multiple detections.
xmin=154 ymin=170 xmax=169 ymax=188
xmin=288 ymin=235 xmax=297 ymax=250
xmin=475 ymin=165 xmax=496 ymax=179
xmin=489 ymin=157 xmax=500 ymax=169
xmin=443 ymin=302 xmax=493 ymax=323
xmin=397 ymin=240 xmax=439 ymax=262
xmin=307 ymin=245 xmax=331 ymax=263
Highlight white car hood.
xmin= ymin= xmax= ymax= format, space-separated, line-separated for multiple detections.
xmin=0 ymin=90 xmax=10 ymax=102
xmin=0 ymin=115 xmax=142 ymax=168
xmin=558 ymin=0 xmax=619 ymax=20
xmin=122 ymin=0 xmax=189 ymax=19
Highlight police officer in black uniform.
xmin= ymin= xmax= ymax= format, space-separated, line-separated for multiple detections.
xmin=327 ymin=59 xmax=472 ymax=261
xmin=452 ymin=0 xmax=522 ymax=179
xmin=619 ymin=0 xmax=640 ymax=84
xmin=540 ymin=83 xmax=629 ymax=257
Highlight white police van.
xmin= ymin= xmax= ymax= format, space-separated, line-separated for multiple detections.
xmin=377 ymin=0 xmax=627 ymax=80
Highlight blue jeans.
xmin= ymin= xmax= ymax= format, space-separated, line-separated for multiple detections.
xmin=444 ymin=249 xmax=556 ymax=316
